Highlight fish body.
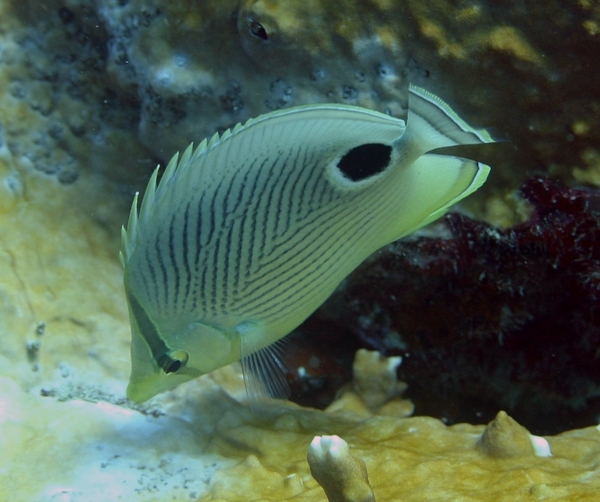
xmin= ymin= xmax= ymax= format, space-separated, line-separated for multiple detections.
xmin=121 ymin=85 xmax=495 ymax=403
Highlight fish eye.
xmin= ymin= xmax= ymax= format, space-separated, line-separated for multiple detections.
xmin=165 ymin=359 xmax=182 ymax=373
xmin=248 ymin=18 xmax=268 ymax=40
xmin=158 ymin=350 xmax=189 ymax=374
xmin=337 ymin=143 xmax=392 ymax=181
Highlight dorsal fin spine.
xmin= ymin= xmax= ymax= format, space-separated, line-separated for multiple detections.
xmin=207 ymin=131 xmax=222 ymax=149
xmin=120 ymin=191 xmax=139 ymax=266
xmin=139 ymin=166 xmax=160 ymax=225
xmin=173 ymin=143 xmax=194 ymax=178
xmin=192 ymin=138 xmax=208 ymax=162
xmin=161 ymin=149 xmax=182 ymax=185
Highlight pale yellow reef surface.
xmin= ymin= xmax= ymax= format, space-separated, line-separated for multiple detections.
xmin=2 ymin=155 xmax=600 ymax=502
xmin=0 ymin=147 xmax=131 ymax=396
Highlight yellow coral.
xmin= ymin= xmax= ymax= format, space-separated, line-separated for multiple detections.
xmin=477 ymin=410 xmax=536 ymax=458
xmin=326 ymin=349 xmax=413 ymax=419
xmin=573 ymin=147 xmax=600 ymax=186
xmin=486 ymin=26 xmax=543 ymax=65
xmin=308 ymin=435 xmax=375 ymax=502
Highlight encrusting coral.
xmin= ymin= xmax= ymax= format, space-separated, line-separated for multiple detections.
xmin=3 ymin=0 xmax=599 ymax=198
xmin=351 ymin=350 xmax=403 ymax=410
xmin=5 ymin=344 xmax=600 ymax=501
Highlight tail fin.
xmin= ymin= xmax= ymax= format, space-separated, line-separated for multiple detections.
xmin=403 ymin=84 xmax=496 ymax=154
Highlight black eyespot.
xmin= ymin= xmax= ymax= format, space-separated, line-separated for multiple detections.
xmin=337 ymin=143 xmax=392 ymax=181
xmin=248 ymin=19 xmax=268 ymax=40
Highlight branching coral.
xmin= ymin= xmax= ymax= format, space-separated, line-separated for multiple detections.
xmin=307 ymin=435 xmax=376 ymax=502
xmin=325 ymin=349 xmax=413 ymax=418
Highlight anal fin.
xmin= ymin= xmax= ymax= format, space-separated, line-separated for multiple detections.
xmin=240 ymin=335 xmax=290 ymax=414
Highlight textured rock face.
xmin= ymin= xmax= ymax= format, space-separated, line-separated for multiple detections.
xmin=4 ymin=0 xmax=600 ymax=198
xmin=102 ymin=0 xmax=415 ymax=158
xmin=0 ymin=142 xmax=130 ymax=399
xmin=1 ymin=168 xmax=600 ymax=499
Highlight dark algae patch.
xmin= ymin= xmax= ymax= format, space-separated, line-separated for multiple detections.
xmin=295 ymin=178 xmax=600 ymax=436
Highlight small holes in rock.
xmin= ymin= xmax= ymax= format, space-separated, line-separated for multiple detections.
xmin=248 ymin=19 xmax=268 ymax=40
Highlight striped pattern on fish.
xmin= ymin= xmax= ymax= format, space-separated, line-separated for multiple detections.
xmin=121 ymin=85 xmax=496 ymax=404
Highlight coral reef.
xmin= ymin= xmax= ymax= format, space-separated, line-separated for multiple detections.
xmin=325 ymin=349 xmax=414 ymax=419
xmin=327 ymin=177 xmax=600 ymax=435
xmin=477 ymin=410 xmax=551 ymax=459
xmin=1 ymin=0 xmax=600 ymax=500
xmin=1 ymin=0 xmax=154 ymax=189
xmin=0 ymin=161 xmax=598 ymax=502
xmin=0 ymin=137 xmax=130 ymax=398
xmin=4 ymin=348 xmax=600 ymax=501
xmin=308 ymin=435 xmax=375 ymax=502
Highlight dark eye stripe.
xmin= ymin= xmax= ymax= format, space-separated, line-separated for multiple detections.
xmin=126 ymin=290 xmax=169 ymax=364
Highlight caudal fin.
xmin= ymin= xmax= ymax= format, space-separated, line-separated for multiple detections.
xmin=405 ymin=84 xmax=496 ymax=154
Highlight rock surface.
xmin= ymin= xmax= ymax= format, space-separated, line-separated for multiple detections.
xmin=4 ymin=0 xmax=600 ymax=202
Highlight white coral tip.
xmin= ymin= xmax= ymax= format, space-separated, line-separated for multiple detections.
xmin=530 ymin=435 xmax=552 ymax=457
xmin=309 ymin=435 xmax=349 ymax=461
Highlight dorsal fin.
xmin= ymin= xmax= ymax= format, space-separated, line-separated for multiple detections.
xmin=207 ymin=131 xmax=223 ymax=149
xmin=404 ymin=84 xmax=495 ymax=153
xmin=139 ymin=165 xmax=161 ymax=223
xmin=120 ymin=164 xmax=160 ymax=266
xmin=124 ymin=192 xmax=138 ymax=261
xmin=119 ymin=192 xmax=139 ymax=267
xmin=160 ymin=151 xmax=180 ymax=186
xmin=120 ymin=142 xmax=205 ymax=266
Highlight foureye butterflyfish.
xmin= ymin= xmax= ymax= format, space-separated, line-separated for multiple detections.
xmin=120 ymin=85 xmax=496 ymax=404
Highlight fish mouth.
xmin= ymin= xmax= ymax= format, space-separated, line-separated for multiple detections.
xmin=126 ymin=380 xmax=156 ymax=403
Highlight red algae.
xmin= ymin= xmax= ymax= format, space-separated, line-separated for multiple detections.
xmin=299 ymin=177 xmax=600 ymax=435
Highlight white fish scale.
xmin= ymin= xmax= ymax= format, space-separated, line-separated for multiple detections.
xmin=259 ymin=218 xmax=380 ymax=331
xmin=201 ymin=131 xmax=363 ymax=317
xmin=275 ymin=146 xmax=308 ymax=237
xmin=242 ymin=191 xmax=364 ymax=290
xmin=138 ymin=135 xmax=393 ymax=320
xmin=244 ymin=153 xmax=473 ymax=329
xmin=279 ymin=206 xmax=386 ymax=318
